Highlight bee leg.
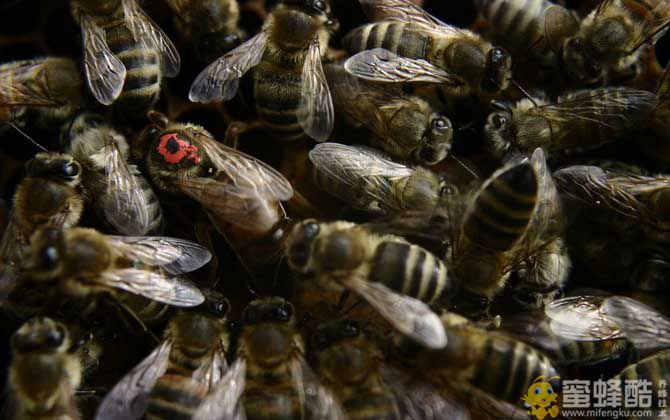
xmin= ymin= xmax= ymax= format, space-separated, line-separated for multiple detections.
xmin=223 ymin=120 xmax=264 ymax=149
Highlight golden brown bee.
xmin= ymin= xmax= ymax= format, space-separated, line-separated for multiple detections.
xmin=20 ymin=226 xmax=209 ymax=324
xmin=484 ymin=87 xmax=657 ymax=159
xmin=343 ymin=0 xmax=512 ymax=97
xmin=195 ymin=297 xmax=345 ymax=420
xmin=70 ymin=0 xmax=180 ymax=113
xmin=544 ymin=0 xmax=670 ymax=84
xmin=286 ymin=219 xmax=450 ymax=349
xmin=324 ymin=64 xmax=453 ymax=165
xmin=189 ymin=0 xmax=339 ymax=142
xmin=165 ymin=0 xmax=243 ymax=64
xmin=8 ymin=317 xmax=82 ymax=420
xmin=0 ymin=153 xmax=84 ymax=291
xmin=63 ymin=113 xmax=163 ymax=235
xmin=311 ymin=319 xmax=471 ymax=420
xmin=0 ymin=57 xmax=84 ymax=129
xmin=94 ymin=290 xmax=242 ymax=420
xmin=309 ymin=143 xmax=450 ymax=215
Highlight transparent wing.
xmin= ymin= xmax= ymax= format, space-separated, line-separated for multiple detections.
xmin=345 ymin=277 xmax=447 ymax=349
xmin=601 ymin=295 xmax=670 ymax=351
xmin=0 ymin=213 xmax=27 ymax=300
xmin=94 ymin=340 xmax=171 ymax=420
xmin=0 ymin=59 xmax=63 ymax=106
xmin=291 ymin=357 xmax=346 ymax=420
xmin=297 ymin=40 xmax=333 ymax=142
xmin=99 ymin=268 xmax=204 ymax=307
xmin=544 ymin=295 xmax=624 ymax=341
xmin=107 ymin=236 xmax=212 ymax=274
xmin=344 ymin=49 xmax=461 ymax=85
xmin=121 ymin=0 xmax=180 ymax=76
xmin=544 ymin=5 xmax=579 ymax=53
xmin=192 ymin=340 xmax=229 ymax=391
xmin=195 ymin=132 xmax=293 ymax=200
xmin=604 ymin=0 xmax=670 ymax=52
xmin=189 ymin=31 xmax=268 ymax=102
xmin=358 ymin=0 xmax=461 ymax=36
xmin=80 ymin=14 xmax=126 ymax=105
xmin=193 ymin=358 xmax=247 ymax=420
xmin=102 ymin=140 xmax=151 ymax=236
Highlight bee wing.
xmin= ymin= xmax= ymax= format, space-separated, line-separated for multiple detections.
xmin=107 ymin=236 xmax=212 ymax=274
xmin=94 ymin=339 xmax=172 ymax=420
xmin=601 ymin=295 xmax=670 ymax=351
xmin=297 ymin=40 xmax=334 ymax=142
xmin=0 ymin=59 xmax=63 ymax=106
xmin=358 ymin=0 xmax=458 ymax=35
xmin=554 ymin=165 xmax=644 ymax=219
xmin=543 ymin=5 xmax=579 ymax=53
xmin=291 ymin=357 xmax=346 ymax=420
xmin=193 ymin=358 xmax=247 ymax=420
xmin=197 ymin=133 xmax=293 ymax=200
xmin=121 ymin=0 xmax=180 ymax=76
xmin=99 ymin=268 xmax=205 ymax=307
xmin=189 ymin=31 xmax=268 ymax=102
xmin=0 ymin=212 xmax=27 ymax=298
xmin=345 ymin=49 xmax=462 ymax=85
xmin=309 ymin=143 xmax=413 ymax=211
xmin=544 ymin=295 xmax=624 ymax=341
xmin=102 ymin=140 xmax=152 ymax=235
xmin=344 ymin=276 xmax=447 ymax=349
xmin=596 ymin=0 xmax=670 ymax=52
xmin=381 ymin=366 xmax=471 ymax=420
xmin=80 ymin=14 xmax=126 ymax=105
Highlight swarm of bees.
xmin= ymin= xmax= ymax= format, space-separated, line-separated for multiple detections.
xmin=0 ymin=0 xmax=669 ymax=419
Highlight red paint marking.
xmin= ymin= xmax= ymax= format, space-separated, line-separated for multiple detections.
xmin=157 ymin=133 xmax=201 ymax=165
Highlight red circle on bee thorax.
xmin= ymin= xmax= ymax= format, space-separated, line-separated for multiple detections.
xmin=157 ymin=133 xmax=201 ymax=165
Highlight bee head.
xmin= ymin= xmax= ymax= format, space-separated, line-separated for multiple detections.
xmin=243 ymin=298 xmax=297 ymax=366
xmin=272 ymin=0 xmax=336 ymax=49
xmin=482 ymin=47 xmax=512 ymax=93
xmin=26 ymin=153 xmax=82 ymax=186
xmin=311 ymin=319 xmax=361 ymax=352
xmin=12 ymin=317 xmax=69 ymax=354
xmin=286 ymin=219 xmax=321 ymax=272
xmin=484 ymin=102 xmax=513 ymax=159
xmin=199 ymin=288 xmax=231 ymax=319
xmin=561 ymin=36 xmax=603 ymax=84
xmin=416 ymin=114 xmax=452 ymax=165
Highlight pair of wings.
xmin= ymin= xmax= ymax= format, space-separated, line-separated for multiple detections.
xmin=309 ymin=143 xmax=417 ymax=213
xmin=344 ymin=0 xmax=470 ymax=87
xmin=166 ymin=131 xmax=293 ymax=229
xmin=544 ymin=294 xmax=670 ymax=352
xmin=0 ymin=58 xmax=71 ymax=108
xmin=95 ymin=338 xmax=242 ymax=420
xmin=97 ymin=234 xmax=210 ymax=307
xmin=189 ymin=31 xmax=334 ymax=142
xmin=544 ymin=1 xmax=670 ymax=54
xmin=79 ymin=0 xmax=180 ymax=105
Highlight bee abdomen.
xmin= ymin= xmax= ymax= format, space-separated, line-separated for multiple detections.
xmin=254 ymin=67 xmax=306 ymax=141
xmin=614 ymin=349 xmax=670 ymax=386
xmin=146 ymin=375 xmax=207 ymax=420
xmin=477 ymin=0 xmax=549 ymax=52
xmin=343 ymin=392 xmax=398 ymax=420
xmin=371 ymin=241 xmax=453 ymax=303
xmin=343 ymin=23 xmax=433 ymax=61
xmin=465 ymin=162 xmax=538 ymax=252
xmin=243 ymin=387 xmax=301 ymax=420
xmin=130 ymin=166 xmax=164 ymax=234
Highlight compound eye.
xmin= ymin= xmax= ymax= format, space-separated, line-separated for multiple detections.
xmin=212 ymin=300 xmax=229 ymax=316
xmin=432 ymin=117 xmax=450 ymax=133
xmin=490 ymin=47 xmax=505 ymax=64
xmin=303 ymin=222 xmax=320 ymax=239
xmin=312 ymin=0 xmax=326 ymax=12
xmin=62 ymin=161 xmax=80 ymax=177
xmin=46 ymin=327 xmax=64 ymax=347
xmin=40 ymin=246 xmax=59 ymax=270
xmin=491 ymin=113 xmax=507 ymax=129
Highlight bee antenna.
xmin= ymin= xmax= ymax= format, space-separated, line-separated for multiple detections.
xmin=4 ymin=122 xmax=48 ymax=152
xmin=449 ymin=155 xmax=479 ymax=180
xmin=511 ymin=79 xmax=538 ymax=107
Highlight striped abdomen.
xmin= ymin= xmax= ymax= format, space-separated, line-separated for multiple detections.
xmin=468 ymin=334 xmax=559 ymax=403
xmin=340 ymin=390 xmax=398 ymax=420
xmin=253 ymin=52 xmax=306 ymax=141
xmin=343 ymin=22 xmax=439 ymax=62
xmin=371 ymin=240 xmax=453 ymax=303
xmin=552 ymin=338 xmax=630 ymax=366
xmin=613 ymin=349 xmax=670 ymax=388
xmin=131 ymin=165 xmax=164 ymax=234
xmin=243 ymin=363 xmax=301 ymax=420
xmin=464 ymin=162 xmax=538 ymax=252
xmin=621 ymin=0 xmax=669 ymax=42
xmin=103 ymin=19 xmax=161 ymax=115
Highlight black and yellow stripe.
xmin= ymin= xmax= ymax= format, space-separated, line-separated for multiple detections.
xmin=465 ymin=162 xmax=538 ymax=252
xmin=342 ymin=392 xmax=397 ymax=420
xmin=343 ymin=22 xmax=438 ymax=63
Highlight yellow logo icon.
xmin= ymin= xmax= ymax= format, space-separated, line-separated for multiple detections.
xmin=521 ymin=375 xmax=561 ymax=419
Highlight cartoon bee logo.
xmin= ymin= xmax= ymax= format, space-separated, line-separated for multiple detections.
xmin=521 ymin=375 xmax=560 ymax=419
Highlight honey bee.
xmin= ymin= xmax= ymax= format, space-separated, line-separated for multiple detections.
xmin=20 ymin=227 xmax=209 ymax=323
xmin=94 ymin=290 xmax=242 ymax=420
xmin=63 ymin=113 xmax=163 ymax=236
xmin=138 ymin=111 xmax=294 ymax=271
xmin=311 ymin=319 xmax=471 ymax=420
xmin=309 ymin=143 xmax=450 ymax=215
xmin=194 ymin=297 xmax=345 ymax=420
xmin=324 ymin=64 xmax=453 ymax=165
xmin=164 ymin=0 xmax=243 ymax=64
xmin=0 ymin=57 xmax=84 ymax=130
xmin=70 ymin=0 xmax=180 ymax=112
xmin=286 ymin=219 xmax=451 ymax=349
xmin=189 ymin=0 xmax=339 ymax=142
xmin=484 ymin=87 xmax=657 ymax=159
xmin=0 ymin=153 xmax=84 ymax=291
xmin=7 ymin=317 xmax=82 ymax=420
xmin=342 ymin=0 xmax=513 ymax=97
xmin=544 ymin=0 xmax=670 ymax=84
xmin=642 ymin=66 xmax=670 ymax=165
